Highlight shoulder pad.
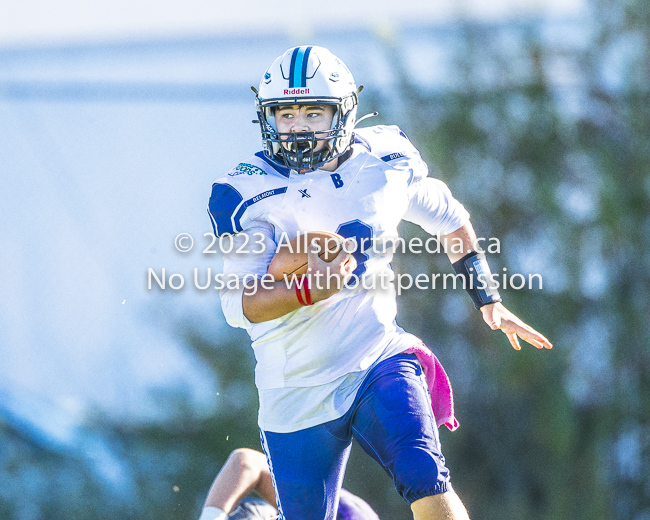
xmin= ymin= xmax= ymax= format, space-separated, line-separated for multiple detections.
xmin=208 ymin=154 xmax=290 ymax=236
xmin=354 ymin=133 xmax=372 ymax=152
xmin=208 ymin=181 xmax=289 ymax=236
xmin=354 ymin=125 xmax=418 ymax=162
xmin=355 ymin=125 xmax=429 ymax=184
xmin=252 ymin=151 xmax=291 ymax=177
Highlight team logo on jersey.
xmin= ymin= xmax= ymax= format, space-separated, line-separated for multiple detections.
xmin=298 ymin=189 xmax=311 ymax=198
xmin=228 ymin=163 xmax=268 ymax=176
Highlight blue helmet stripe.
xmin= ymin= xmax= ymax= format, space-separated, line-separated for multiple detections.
xmin=288 ymin=47 xmax=300 ymax=88
xmin=300 ymin=46 xmax=312 ymax=87
xmin=289 ymin=46 xmax=310 ymax=88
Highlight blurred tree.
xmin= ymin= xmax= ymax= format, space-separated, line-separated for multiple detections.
xmin=381 ymin=3 xmax=650 ymax=519
xmin=177 ymin=7 xmax=650 ymax=518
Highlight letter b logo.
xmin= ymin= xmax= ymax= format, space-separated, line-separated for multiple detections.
xmin=330 ymin=173 xmax=344 ymax=189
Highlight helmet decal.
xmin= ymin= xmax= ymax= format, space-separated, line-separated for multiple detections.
xmin=291 ymin=46 xmax=311 ymax=88
xmin=280 ymin=46 xmax=320 ymax=88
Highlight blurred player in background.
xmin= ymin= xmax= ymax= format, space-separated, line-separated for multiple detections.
xmin=198 ymin=448 xmax=380 ymax=520
xmin=207 ymin=45 xmax=552 ymax=520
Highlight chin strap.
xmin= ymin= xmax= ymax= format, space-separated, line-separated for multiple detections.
xmin=294 ymin=146 xmax=305 ymax=168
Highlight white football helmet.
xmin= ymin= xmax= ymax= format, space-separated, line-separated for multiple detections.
xmin=255 ymin=46 xmax=359 ymax=171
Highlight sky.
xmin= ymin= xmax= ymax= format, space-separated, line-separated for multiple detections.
xmin=0 ymin=0 xmax=587 ymax=48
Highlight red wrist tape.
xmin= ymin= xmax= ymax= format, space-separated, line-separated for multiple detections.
xmin=303 ymin=280 xmax=313 ymax=305
xmin=295 ymin=277 xmax=313 ymax=306
xmin=295 ymin=282 xmax=306 ymax=305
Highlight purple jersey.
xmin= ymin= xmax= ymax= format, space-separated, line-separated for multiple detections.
xmin=230 ymin=493 xmax=378 ymax=520
xmin=337 ymin=489 xmax=380 ymax=520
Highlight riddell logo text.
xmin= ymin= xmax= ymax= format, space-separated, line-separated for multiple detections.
xmin=284 ymin=88 xmax=310 ymax=95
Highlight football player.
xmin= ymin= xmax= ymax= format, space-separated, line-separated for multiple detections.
xmin=208 ymin=45 xmax=552 ymax=520
xmin=198 ymin=448 xmax=380 ymax=520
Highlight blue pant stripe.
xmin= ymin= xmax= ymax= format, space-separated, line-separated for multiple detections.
xmin=259 ymin=429 xmax=286 ymax=520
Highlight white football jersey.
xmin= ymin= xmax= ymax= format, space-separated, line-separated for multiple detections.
xmin=209 ymin=125 xmax=469 ymax=432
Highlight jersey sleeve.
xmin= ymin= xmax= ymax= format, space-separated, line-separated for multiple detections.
xmin=207 ymin=161 xmax=286 ymax=329
xmin=403 ymin=176 xmax=470 ymax=236
xmin=218 ymin=219 xmax=276 ymax=330
xmin=207 ymin=181 xmax=248 ymax=236
xmin=369 ymin=126 xmax=470 ymax=235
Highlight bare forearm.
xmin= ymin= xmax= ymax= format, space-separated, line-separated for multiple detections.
xmin=204 ymin=449 xmax=276 ymax=513
xmin=205 ymin=460 xmax=258 ymax=512
xmin=242 ymin=247 xmax=354 ymax=323
xmin=441 ymin=223 xmax=553 ymax=350
xmin=242 ymin=281 xmax=302 ymax=323
xmin=440 ymin=222 xmax=479 ymax=263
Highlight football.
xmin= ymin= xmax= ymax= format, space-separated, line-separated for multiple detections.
xmin=267 ymin=231 xmax=345 ymax=281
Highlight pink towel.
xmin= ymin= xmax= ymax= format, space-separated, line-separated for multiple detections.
xmin=404 ymin=343 xmax=459 ymax=432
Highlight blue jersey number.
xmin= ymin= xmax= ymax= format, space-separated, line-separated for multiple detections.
xmin=336 ymin=220 xmax=373 ymax=277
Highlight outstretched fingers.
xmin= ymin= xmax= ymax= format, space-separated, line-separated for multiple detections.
xmin=502 ymin=316 xmax=553 ymax=350
xmin=506 ymin=332 xmax=522 ymax=351
xmin=482 ymin=303 xmax=553 ymax=351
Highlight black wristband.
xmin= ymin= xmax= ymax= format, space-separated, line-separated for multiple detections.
xmin=452 ymin=251 xmax=502 ymax=310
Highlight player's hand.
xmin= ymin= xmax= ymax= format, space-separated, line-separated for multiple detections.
xmin=306 ymin=238 xmax=357 ymax=303
xmin=480 ymin=302 xmax=552 ymax=351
